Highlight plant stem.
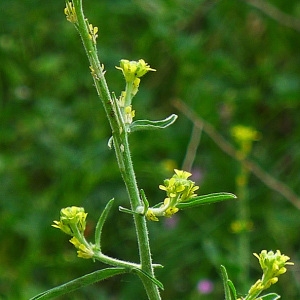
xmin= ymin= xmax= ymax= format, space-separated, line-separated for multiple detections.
xmin=71 ymin=1 xmax=161 ymax=299
xmin=114 ymin=129 xmax=161 ymax=299
xmin=236 ymin=164 xmax=250 ymax=292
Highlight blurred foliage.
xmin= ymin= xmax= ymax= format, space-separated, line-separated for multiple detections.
xmin=1 ymin=0 xmax=300 ymax=299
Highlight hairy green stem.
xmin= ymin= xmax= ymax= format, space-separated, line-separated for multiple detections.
xmin=71 ymin=1 xmax=161 ymax=299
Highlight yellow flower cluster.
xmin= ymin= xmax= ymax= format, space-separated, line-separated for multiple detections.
xmin=115 ymin=59 xmax=155 ymax=125
xmin=146 ymin=169 xmax=199 ymax=221
xmin=247 ymin=250 xmax=294 ymax=296
xmin=231 ymin=125 xmax=260 ymax=143
xmin=254 ymin=249 xmax=293 ymax=279
xmin=52 ymin=206 xmax=87 ymax=235
xmin=159 ymin=169 xmax=199 ymax=202
xmin=116 ymin=59 xmax=156 ymax=83
xmin=231 ymin=125 xmax=261 ymax=158
xmin=64 ymin=2 xmax=77 ymax=23
xmin=52 ymin=206 xmax=94 ymax=259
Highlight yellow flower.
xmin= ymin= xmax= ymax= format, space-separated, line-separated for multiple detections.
xmin=124 ymin=105 xmax=135 ymax=124
xmin=231 ymin=125 xmax=260 ymax=143
xmin=145 ymin=209 xmax=159 ymax=222
xmin=231 ymin=125 xmax=261 ymax=158
xmin=132 ymin=77 xmax=140 ymax=95
xmin=69 ymin=237 xmax=94 ymax=259
xmin=88 ymin=24 xmax=98 ymax=44
xmin=164 ymin=206 xmax=179 ymax=217
xmin=174 ymin=169 xmax=192 ymax=179
xmin=135 ymin=59 xmax=156 ymax=77
xmin=248 ymin=279 xmax=264 ymax=294
xmin=52 ymin=220 xmax=73 ymax=235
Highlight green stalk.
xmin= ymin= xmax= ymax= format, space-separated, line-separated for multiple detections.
xmin=113 ymin=129 xmax=161 ymax=299
xmin=236 ymin=164 xmax=250 ymax=292
xmin=70 ymin=1 xmax=161 ymax=299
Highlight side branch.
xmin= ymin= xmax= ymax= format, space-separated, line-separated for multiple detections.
xmin=241 ymin=0 xmax=300 ymax=32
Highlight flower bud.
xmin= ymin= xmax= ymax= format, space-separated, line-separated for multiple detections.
xmin=116 ymin=59 xmax=155 ymax=83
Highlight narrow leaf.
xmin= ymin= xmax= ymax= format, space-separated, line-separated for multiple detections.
xmin=29 ymin=267 xmax=127 ymax=300
xmin=176 ymin=192 xmax=236 ymax=209
xmin=133 ymin=268 xmax=164 ymax=290
xmin=95 ymin=198 xmax=114 ymax=250
xmin=259 ymin=293 xmax=281 ymax=300
xmin=227 ymin=279 xmax=237 ymax=300
xmin=129 ymin=114 xmax=178 ymax=132
xmin=140 ymin=189 xmax=149 ymax=214
xmin=119 ymin=206 xmax=138 ymax=215
xmin=220 ymin=265 xmax=235 ymax=300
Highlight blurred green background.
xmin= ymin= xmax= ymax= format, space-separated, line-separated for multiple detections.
xmin=1 ymin=0 xmax=300 ymax=299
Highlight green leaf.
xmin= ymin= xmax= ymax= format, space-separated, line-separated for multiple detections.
xmin=95 ymin=198 xmax=114 ymax=251
xmin=227 ymin=279 xmax=237 ymax=300
xmin=176 ymin=192 xmax=237 ymax=209
xmin=133 ymin=268 xmax=164 ymax=290
xmin=119 ymin=206 xmax=139 ymax=215
xmin=220 ymin=265 xmax=236 ymax=300
xmin=140 ymin=189 xmax=149 ymax=214
xmin=29 ymin=267 xmax=128 ymax=300
xmin=119 ymin=189 xmax=149 ymax=216
xmin=129 ymin=114 xmax=178 ymax=132
xmin=259 ymin=293 xmax=281 ymax=300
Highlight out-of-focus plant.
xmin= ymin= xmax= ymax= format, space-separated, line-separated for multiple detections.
xmin=29 ymin=1 xmax=294 ymax=299
xmin=230 ymin=125 xmax=261 ymax=290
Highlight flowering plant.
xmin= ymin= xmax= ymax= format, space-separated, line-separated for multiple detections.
xmin=221 ymin=250 xmax=294 ymax=300
xmin=30 ymin=1 xmax=293 ymax=299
